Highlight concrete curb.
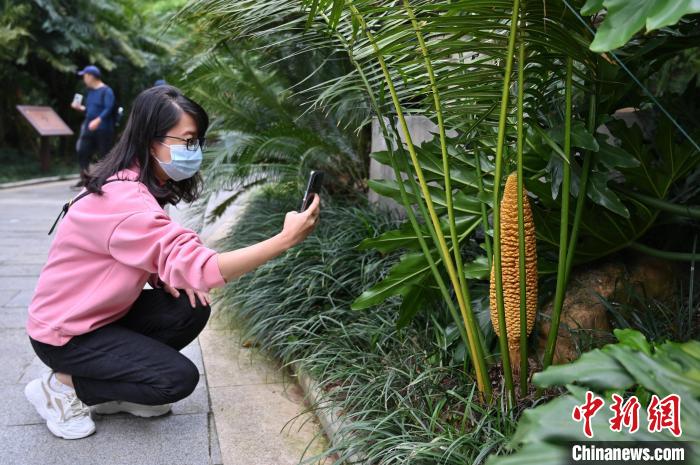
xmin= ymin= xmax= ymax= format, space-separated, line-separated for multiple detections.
xmin=293 ymin=361 xmax=366 ymax=464
xmin=0 ymin=173 xmax=80 ymax=189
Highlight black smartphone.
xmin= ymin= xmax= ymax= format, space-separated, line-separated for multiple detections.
xmin=300 ymin=170 xmax=324 ymax=211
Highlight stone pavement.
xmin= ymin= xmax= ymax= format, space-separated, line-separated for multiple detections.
xmin=0 ymin=180 xmax=328 ymax=465
xmin=0 ymin=180 xmax=220 ymax=465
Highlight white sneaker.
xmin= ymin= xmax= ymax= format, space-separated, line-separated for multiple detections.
xmin=92 ymin=400 xmax=172 ymax=418
xmin=24 ymin=372 xmax=95 ymax=439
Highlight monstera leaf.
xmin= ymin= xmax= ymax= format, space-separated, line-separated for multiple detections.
xmin=351 ymin=251 xmax=438 ymax=311
xmin=370 ymin=137 xmax=495 ymax=192
xmin=532 ymin=119 xmax=699 ymax=265
xmin=358 ymin=214 xmax=481 ymax=254
xmin=582 ymin=0 xmax=700 ymax=52
xmin=367 ymin=179 xmax=484 ymax=216
xmin=614 ymin=119 xmax=698 ymax=197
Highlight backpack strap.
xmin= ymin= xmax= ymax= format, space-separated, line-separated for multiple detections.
xmin=47 ymin=178 xmax=132 ymax=235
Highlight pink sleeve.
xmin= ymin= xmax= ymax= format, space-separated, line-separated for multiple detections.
xmin=108 ymin=211 xmax=226 ymax=291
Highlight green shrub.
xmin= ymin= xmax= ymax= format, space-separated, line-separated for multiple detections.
xmin=215 ymin=186 xmax=518 ymax=464
xmin=488 ymin=329 xmax=700 ymax=465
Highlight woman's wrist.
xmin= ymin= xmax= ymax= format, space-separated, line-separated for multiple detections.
xmin=274 ymin=231 xmax=295 ymax=252
xmin=217 ymin=232 xmax=295 ymax=283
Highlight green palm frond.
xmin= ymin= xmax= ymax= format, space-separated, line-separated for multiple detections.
xmin=172 ymin=38 xmax=367 ymax=223
xmin=180 ymin=0 xmax=700 ymax=400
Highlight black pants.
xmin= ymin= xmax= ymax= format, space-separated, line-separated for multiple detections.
xmin=76 ymin=123 xmax=114 ymax=170
xmin=29 ymin=288 xmax=210 ymax=406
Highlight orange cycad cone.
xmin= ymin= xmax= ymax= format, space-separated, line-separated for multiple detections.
xmin=490 ymin=172 xmax=538 ymax=371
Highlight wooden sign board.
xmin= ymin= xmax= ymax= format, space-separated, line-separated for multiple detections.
xmin=16 ymin=105 xmax=73 ymax=136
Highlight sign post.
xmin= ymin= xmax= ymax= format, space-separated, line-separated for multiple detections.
xmin=16 ymin=105 xmax=74 ymax=172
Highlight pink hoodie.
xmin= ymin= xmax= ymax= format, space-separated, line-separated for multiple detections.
xmin=27 ymin=166 xmax=225 ymax=346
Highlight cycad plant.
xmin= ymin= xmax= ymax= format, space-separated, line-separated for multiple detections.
xmin=170 ymin=29 xmax=368 ymax=226
xmin=181 ymin=0 xmax=700 ymax=405
xmin=295 ymin=0 xmax=596 ymax=403
xmin=177 ymin=0 xmax=589 ymax=403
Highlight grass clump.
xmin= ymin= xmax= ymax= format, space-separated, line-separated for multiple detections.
xmin=215 ymin=185 xmax=518 ymax=464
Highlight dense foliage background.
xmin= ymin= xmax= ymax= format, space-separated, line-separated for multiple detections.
xmin=173 ymin=1 xmax=699 ymax=462
xmin=0 ymin=0 xmax=184 ymax=177
xmin=6 ymin=0 xmax=698 ymax=462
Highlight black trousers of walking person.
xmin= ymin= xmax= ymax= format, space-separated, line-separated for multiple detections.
xmin=76 ymin=122 xmax=115 ymax=171
xmin=29 ymin=288 xmax=210 ymax=406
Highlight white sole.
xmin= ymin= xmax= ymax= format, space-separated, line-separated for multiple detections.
xmin=24 ymin=379 xmax=96 ymax=440
xmin=93 ymin=402 xmax=171 ymax=418
xmin=45 ymin=419 xmax=95 ymax=440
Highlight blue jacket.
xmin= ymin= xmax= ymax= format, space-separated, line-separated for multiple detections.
xmin=84 ymin=85 xmax=115 ymax=131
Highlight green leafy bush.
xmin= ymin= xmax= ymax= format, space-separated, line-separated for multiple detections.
xmin=488 ymin=329 xmax=700 ymax=464
xmin=582 ymin=0 xmax=700 ymax=52
xmin=184 ymin=0 xmax=700 ymax=400
xmin=1 ymin=0 xmax=169 ymax=149
xmin=215 ymin=187 xmax=518 ymax=464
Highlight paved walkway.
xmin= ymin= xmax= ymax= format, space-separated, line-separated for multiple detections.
xmin=0 ymin=180 xmax=327 ymax=465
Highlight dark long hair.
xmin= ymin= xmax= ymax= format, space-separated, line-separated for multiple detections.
xmin=86 ymin=85 xmax=208 ymax=205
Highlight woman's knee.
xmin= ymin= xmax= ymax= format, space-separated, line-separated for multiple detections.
xmin=173 ymin=293 xmax=211 ymax=333
xmin=157 ymin=357 xmax=199 ymax=403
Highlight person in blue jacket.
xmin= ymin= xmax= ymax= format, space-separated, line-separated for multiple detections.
xmin=71 ymin=65 xmax=116 ymax=188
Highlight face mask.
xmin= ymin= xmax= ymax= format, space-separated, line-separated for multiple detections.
xmin=156 ymin=143 xmax=202 ymax=181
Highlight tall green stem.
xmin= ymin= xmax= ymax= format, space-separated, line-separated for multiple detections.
xmin=475 ymin=149 xmax=494 ymax=267
xmin=543 ymin=57 xmax=573 ymax=369
xmin=564 ymin=81 xmax=597 ymax=284
xmin=615 ymin=189 xmax=700 ymax=220
xmin=492 ymin=0 xmax=521 ymax=407
xmin=629 ymin=242 xmax=700 ymax=262
xmin=402 ymin=0 xmax=489 ymax=375
xmin=316 ymin=12 xmax=473 ymax=362
xmin=348 ymin=3 xmax=491 ymax=396
xmin=516 ymin=38 xmax=528 ymax=396
xmin=315 ymin=10 xmax=488 ymax=395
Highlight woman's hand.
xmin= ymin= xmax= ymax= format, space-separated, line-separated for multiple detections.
xmin=279 ymin=194 xmax=321 ymax=248
xmin=163 ymin=282 xmax=211 ymax=308
xmin=215 ymin=194 xmax=321 ymax=283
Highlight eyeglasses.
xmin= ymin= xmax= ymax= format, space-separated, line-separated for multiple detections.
xmin=156 ymin=135 xmax=206 ymax=152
